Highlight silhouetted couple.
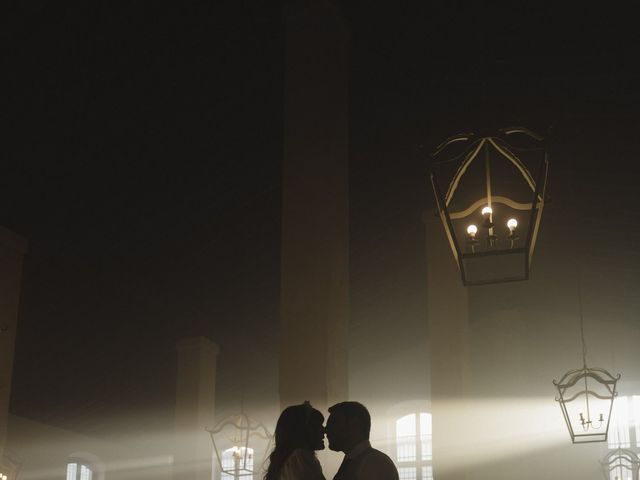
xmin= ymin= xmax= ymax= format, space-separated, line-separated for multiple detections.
xmin=264 ymin=401 xmax=399 ymax=480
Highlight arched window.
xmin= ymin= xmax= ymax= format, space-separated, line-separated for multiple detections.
xmin=395 ymin=413 xmax=433 ymax=480
xmin=66 ymin=462 xmax=93 ymax=480
xmin=220 ymin=447 xmax=254 ymax=480
xmin=609 ymin=396 xmax=640 ymax=450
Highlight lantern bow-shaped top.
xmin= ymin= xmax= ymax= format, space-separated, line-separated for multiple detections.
xmin=430 ymin=126 xmax=549 ymax=285
xmin=600 ymin=447 xmax=640 ymax=480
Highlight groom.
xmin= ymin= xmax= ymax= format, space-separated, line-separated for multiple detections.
xmin=326 ymin=401 xmax=399 ymax=480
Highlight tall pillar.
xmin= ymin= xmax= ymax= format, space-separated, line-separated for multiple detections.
xmin=424 ymin=215 xmax=470 ymax=480
xmin=0 ymin=227 xmax=27 ymax=463
xmin=174 ymin=336 xmax=219 ymax=480
xmin=280 ymin=0 xmax=349 ymax=413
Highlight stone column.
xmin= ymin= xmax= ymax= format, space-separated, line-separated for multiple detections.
xmin=424 ymin=214 xmax=470 ymax=480
xmin=174 ymin=337 xmax=219 ymax=480
xmin=0 ymin=227 xmax=27 ymax=462
xmin=280 ymin=0 xmax=349 ymax=414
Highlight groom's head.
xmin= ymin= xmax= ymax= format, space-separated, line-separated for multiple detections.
xmin=326 ymin=401 xmax=371 ymax=453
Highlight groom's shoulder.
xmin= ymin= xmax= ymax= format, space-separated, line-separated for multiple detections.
xmin=368 ymin=446 xmax=393 ymax=461
xmin=366 ymin=447 xmax=398 ymax=470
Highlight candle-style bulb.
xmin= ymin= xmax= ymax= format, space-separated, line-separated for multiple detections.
xmin=481 ymin=206 xmax=494 ymax=229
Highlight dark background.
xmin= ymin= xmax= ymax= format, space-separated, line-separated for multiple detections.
xmin=3 ymin=1 xmax=639 ymax=438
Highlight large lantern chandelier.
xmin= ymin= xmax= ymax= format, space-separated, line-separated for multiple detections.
xmin=553 ymin=293 xmax=620 ymax=444
xmin=430 ymin=127 xmax=549 ymax=285
xmin=208 ymin=412 xmax=273 ymax=480
xmin=600 ymin=448 xmax=640 ymax=480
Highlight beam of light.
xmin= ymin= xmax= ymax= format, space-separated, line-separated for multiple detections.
xmin=9 ymin=396 xmax=614 ymax=480
xmin=369 ymin=395 xmax=606 ymax=477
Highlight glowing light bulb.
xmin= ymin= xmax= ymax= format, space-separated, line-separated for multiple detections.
xmin=467 ymin=224 xmax=478 ymax=237
xmin=481 ymin=206 xmax=492 ymax=216
xmin=232 ymin=446 xmax=242 ymax=459
xmin=507 ymin=218 xmax=518 ymax=231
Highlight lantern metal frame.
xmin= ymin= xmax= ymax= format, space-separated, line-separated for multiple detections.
xmin=553 ymin=364 xmax=620 ymax=443
xmin=601 ymin=447 xmax=640 ymax=480
xmin=430 ymin=126 xmax=549 ymax=286
xmin=207 ymin=412 xmax=273 ymax=480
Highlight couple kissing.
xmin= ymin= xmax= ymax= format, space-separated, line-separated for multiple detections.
xmin=264 ymin=401 xmax=399 ymax=480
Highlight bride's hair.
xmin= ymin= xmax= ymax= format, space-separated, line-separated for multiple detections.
xmin=264 ymin=401 xmax=323 ymax=480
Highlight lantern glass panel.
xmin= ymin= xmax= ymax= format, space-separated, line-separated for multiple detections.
xmin=562 ymin=393 xmax=612 ymax=443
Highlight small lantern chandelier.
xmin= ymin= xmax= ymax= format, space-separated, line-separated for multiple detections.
xmin=600 ymin=448 xmax=640 ymax=480
xmin=553 ymin=291 xmax=620 ymax=444
xmin=0 ymin=450 xmax=21 ymax=480
xmin=430 ymin=126 xmax=549 ymax=285
xmin=208 ymin=412 xmax=273 ymax=480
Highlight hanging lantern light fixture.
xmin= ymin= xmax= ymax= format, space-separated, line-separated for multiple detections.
xmin=600 ymin=447 xmax=640 ymax=480
xmin=553 ymin=288 xmax=620 ymax=444
xmin=0 ymin=451 xmax=21 ymax=480
xmin=553 ymin=364 xmax=619 ymax=443
xmin=430 ymin=126 xmax=549 ymax=285
xmin=208 ymin=412 xmax=273 ymax=480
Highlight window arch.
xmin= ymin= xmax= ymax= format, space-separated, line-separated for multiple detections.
xmin=395 ymin=413 xmax=433 ymax=480
xmin=220 ymin=447 xmax=254 ymax=480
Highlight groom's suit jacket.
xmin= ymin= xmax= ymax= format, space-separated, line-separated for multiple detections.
xmin=333 ymin=440 xmax=399 ymax=480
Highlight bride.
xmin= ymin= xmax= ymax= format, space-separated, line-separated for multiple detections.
xmin=264 ymin=401 xmax=326 ymax=480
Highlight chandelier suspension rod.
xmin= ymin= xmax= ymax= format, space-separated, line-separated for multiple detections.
xmin=570 ymin=160 xmax=591 ymax=422
xmin=577 ymin=256 xmax=592 ymax=424
xmin=578 ymin=279 xmax=587 ymax=370
xmin=484 ymin=141 xmax=494 ymax=231
xmin=568 ymin=161 xmax=588 ymax=371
